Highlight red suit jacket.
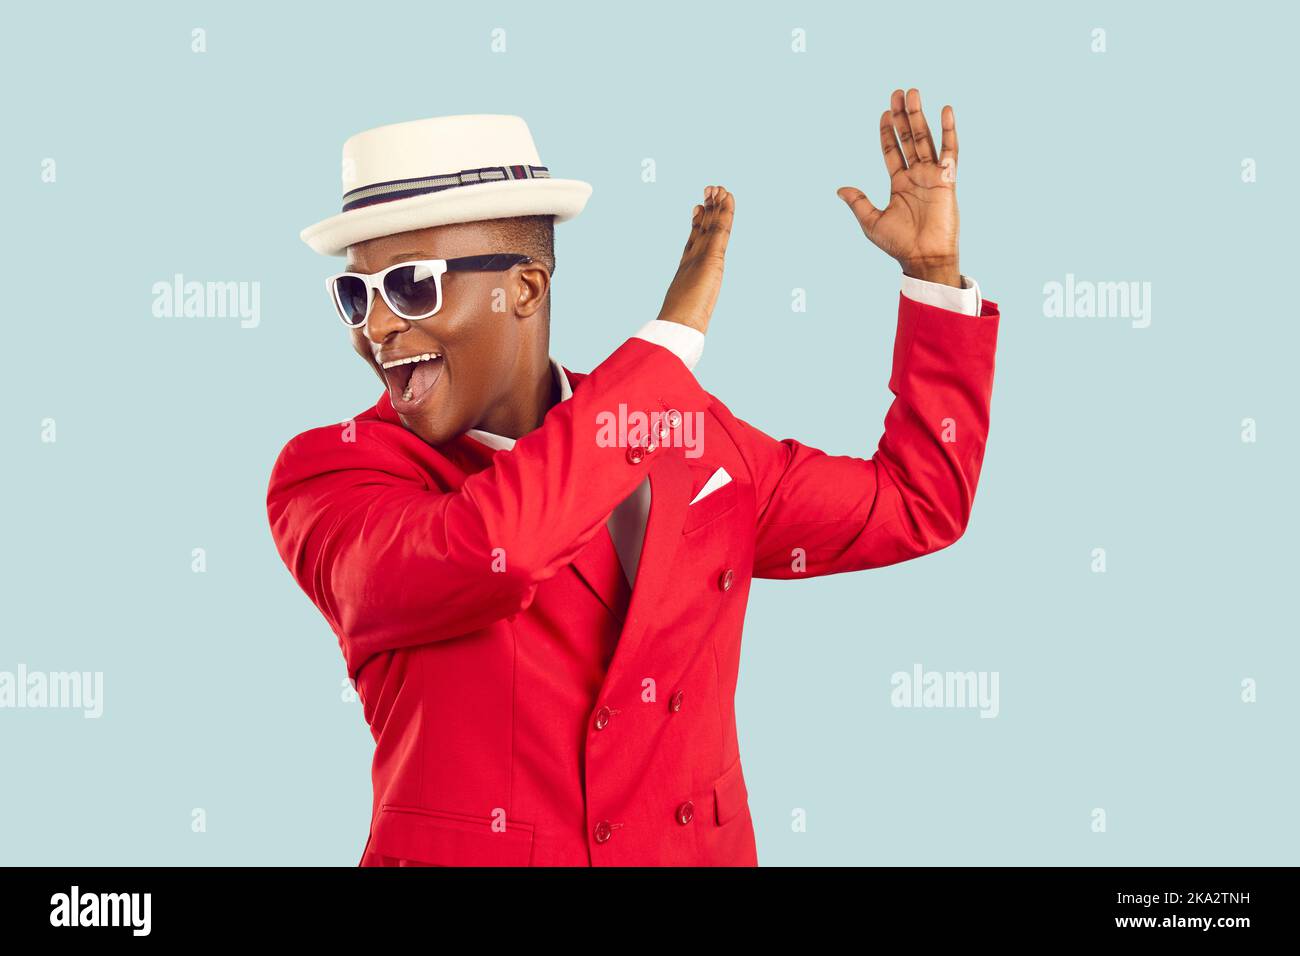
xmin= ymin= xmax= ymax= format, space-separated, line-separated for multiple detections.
xmin=266 ymin=291 xmax=1000 ymax=866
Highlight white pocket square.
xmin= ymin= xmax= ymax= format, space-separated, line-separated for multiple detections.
xmin=689 ymin=467 xmax=732 ymax=505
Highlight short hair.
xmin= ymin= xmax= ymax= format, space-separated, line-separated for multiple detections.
xmin=484 ymin=214 xmax=556 ymax=278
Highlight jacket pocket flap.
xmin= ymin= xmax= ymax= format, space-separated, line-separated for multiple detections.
xmin=373 ymin=805 xmax=534 ymax=866
xmin=682 ymin=481 xmax=739 ymax=534
xmin=712 ymin=758 xmax=749 ymax=826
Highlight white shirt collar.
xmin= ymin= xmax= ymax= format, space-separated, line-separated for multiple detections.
xmin=463 ymin=356 xmax=572 ymax=451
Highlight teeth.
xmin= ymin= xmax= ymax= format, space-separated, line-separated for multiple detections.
xmin=381 ymin=352 xmax=441 ymax=370
xmin=402 ymin=386 xmax=414 ymax=401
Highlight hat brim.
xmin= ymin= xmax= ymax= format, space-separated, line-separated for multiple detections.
xmin=300 ymin=178 xmax=592 ymax=257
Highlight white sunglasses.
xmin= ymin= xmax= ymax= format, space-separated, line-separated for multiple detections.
xmin=326 ymin=253 xmax=533 ymax=327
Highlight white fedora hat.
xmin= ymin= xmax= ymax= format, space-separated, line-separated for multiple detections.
xmin=300 ymin=114 xmax=592 ymax=257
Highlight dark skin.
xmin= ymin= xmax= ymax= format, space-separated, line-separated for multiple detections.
xmin=346 ymin=88 xmax=960 ymax=448
xmin=347 ymin=221 xmax=557 ymax=446
xmin=836 ymin=88 xmax=962 ymax=289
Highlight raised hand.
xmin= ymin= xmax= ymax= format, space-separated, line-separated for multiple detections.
xmin=837 ymin=89 xmax=961 ymax=288
xmin=655 ymin=185 xmax=735 ymax=335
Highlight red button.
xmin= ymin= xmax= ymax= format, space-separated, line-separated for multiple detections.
xmin=676 ymin=801 xmax=695 ymax=825
xmin=718 ymin=568 xmax=734 ymax=591
xmin=594 ymin=820 xmax=613 ymax=843
xmin=670 ymin=690 xmax=684 ymax=713
xmin=594 ymin=706 xmax=611 ymax=730
xmin=666 ymin=409 xmax=683 ymax=429
xmin=626 ymin=445 xmax=646 ymax=464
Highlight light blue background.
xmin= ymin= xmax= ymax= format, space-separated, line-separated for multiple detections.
xmin=2 ymin=0 xmax=1295 ymax=865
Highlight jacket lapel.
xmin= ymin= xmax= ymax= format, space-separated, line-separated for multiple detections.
xmin=556 ymin=364 xmax=632 ymax=620
xmin=570 ymin=527 xmax=632 ymax=621
xmin=607 ymin=449 xmax=692 ymax=669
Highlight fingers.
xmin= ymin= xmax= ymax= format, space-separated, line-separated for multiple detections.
xmin=878 ymin=110 xmax=905 ymax=177
xmin=683 ymin=202 xmax=704 ymax=259
xmin=904 ymin=88 xmax=939 ymax=164
xmin=684 ymin=185 xmax=733 ymax=261
xmin=889 ymin=89 xmax=919 ymax=167
xmin=703 ymin=186 xmax=734 ymax=258
xmin=939 ymin=104 xmax=958 ymax=170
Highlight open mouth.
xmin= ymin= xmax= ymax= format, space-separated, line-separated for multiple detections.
xmin=380 ymin=351 xmax=444 ymax=412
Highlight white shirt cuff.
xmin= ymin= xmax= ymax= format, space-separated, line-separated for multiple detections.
xmin=633 ymin=319 xmax=705 ymax=371
xmin=901 ymin=273 xmax=982 ymax=316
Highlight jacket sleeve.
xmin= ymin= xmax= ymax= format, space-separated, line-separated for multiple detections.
xmin=266 ymin=335 xmax=708 ymax=675
xmin=728 ymin=292 xmax=1000 ymax=578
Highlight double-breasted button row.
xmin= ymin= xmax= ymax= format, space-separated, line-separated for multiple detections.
xmin=590 ymin=684 xmax=694 ymax=846
xmin=594 ymin=803 xmax=696 ymax=842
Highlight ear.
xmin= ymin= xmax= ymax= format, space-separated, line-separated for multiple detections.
xmin=513 ymin=261 xmax=550 ymax=319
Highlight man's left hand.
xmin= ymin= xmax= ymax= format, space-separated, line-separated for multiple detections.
xmin=837 ymin=88 xmax=961 ymax=288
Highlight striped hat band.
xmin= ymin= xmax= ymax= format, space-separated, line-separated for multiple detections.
xmin=342 ymin=163 xmax=551 ymax=213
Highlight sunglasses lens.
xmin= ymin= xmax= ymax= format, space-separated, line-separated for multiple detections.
xmin=384 ymin=263 xmax=441 ymax=318
xmin=333 ymin=276 xmax=369 ymax=326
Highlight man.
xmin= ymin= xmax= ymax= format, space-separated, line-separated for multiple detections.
xmin=267 ymin=91 xmax=1000 ymax=866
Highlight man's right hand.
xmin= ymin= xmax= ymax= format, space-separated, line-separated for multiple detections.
xmin=655 ymin=185 xmax=734 ymax=336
